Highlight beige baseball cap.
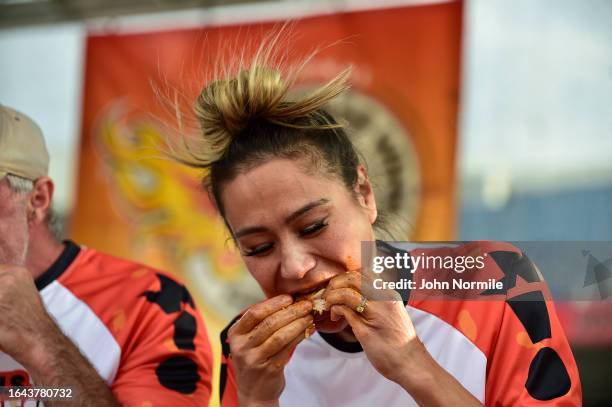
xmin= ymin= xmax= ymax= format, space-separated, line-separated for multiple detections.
xmin=0 ymin=105 xmax=49 ymax=181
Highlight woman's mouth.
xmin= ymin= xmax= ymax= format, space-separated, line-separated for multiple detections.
xmin=293 ymin=284 xmax=350 ymax=334
xmin=294 ymin=285 xmax=329 ymax=314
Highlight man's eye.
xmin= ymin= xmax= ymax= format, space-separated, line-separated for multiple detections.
xmin=299 ymin=220 xmax=328 ymax=237
xmin=244 ymin=243 xmax=273 ymax=257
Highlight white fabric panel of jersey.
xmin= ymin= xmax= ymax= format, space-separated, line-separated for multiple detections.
xmin=279 ymin=305 xmax=486 ymax=407
xmin=40 ymin=281 xmax=121 ymax=383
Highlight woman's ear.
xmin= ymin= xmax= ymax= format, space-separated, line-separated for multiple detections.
xmin=354 ymin=165 xmax=377 ymax=225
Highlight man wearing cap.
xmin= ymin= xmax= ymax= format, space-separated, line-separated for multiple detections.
xmin=0 ymin=105 xmax=213 ymax=406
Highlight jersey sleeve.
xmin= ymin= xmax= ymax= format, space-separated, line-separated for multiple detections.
xmin=110 ymin=273 xmax=213 ymax=407
xmin=219 ymin=316 xmax=240 ymax=407
xmin=484 ymin=252 xmax=582 ymax=406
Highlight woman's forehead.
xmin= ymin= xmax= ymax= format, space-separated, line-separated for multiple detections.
xmin=225 ymin=159 xmax=337 ymax=197
xmin=220 ymin=159 xmax=341 ymax=224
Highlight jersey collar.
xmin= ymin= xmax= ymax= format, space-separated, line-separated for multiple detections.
xmin=35 ymin=240 xmax=81 ymax=291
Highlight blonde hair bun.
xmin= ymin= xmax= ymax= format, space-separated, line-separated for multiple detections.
xmin=174 ymin=44 xmax=351 ymax=168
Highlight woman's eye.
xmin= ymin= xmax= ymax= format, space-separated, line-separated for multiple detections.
xmin=243 ymin=243 xmax=273 ymax=257
xmin=299 ymin=220 xmax=328 ymax=237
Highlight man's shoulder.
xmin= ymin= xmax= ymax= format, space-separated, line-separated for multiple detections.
xmin=56 ymin=244 xmax=194 ymax=331
xmin=64 ymin=244 xmax=186 ymax=290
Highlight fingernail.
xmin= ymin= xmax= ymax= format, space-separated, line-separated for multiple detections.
xmin=305 ymin=323 xmax=316 ymax=338
xmin=330 ymin=308 xmax=339 ymax=322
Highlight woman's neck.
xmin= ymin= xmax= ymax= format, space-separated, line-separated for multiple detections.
xmin=331 ymin=325 xmax=358 ymax=342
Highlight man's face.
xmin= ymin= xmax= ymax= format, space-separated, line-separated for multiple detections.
xmin=0 ymin=178 xmax=30 ymax=265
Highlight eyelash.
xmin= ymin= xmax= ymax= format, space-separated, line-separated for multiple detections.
xmin=243 ymin=219 xmax=329 ymax=257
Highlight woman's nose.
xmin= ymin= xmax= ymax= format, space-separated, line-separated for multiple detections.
xmin=280 ymin=245 xmax=316 ymax=279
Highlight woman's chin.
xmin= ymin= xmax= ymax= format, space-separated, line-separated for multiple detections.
xmin=313 ymin=311 xmax=348 ymax=333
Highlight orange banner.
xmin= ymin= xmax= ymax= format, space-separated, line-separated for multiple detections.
xmin=72 ymin=1 xmax=462 ymax=402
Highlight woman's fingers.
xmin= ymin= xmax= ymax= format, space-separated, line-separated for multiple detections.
xmin=325 ymin=287 xmax=363 ymax=311
xmin=327 ymin=270 xmax=401 ymax=302
xmin=266 ymin=323 xmax=315 ymax=371
xmin=246 ymin=301 xmax=313 ymax=347
xmin=327 ymin=271 xmax=379 ymax=299
xmin=327 ymin=271 xmax=362 ymax=292
xmin=230 ymin=294 xmax=293 ymax=336
xmin=330 ymin=304 xmax=362 ymax=327
xmin=257 ymin=314 xmax=314 ymax=360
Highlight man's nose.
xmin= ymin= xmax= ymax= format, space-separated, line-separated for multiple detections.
xmin=280 ymin=244 xmax=316 ymax=279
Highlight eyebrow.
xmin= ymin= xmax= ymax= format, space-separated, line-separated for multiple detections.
xmin=234 ymin=198 xmax=330 ymax=239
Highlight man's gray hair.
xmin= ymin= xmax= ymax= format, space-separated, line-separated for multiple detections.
xmin=6 ymin=173 xmax=33 ymax=194
xmin=6 ymin=173 xmax=64 ymax=241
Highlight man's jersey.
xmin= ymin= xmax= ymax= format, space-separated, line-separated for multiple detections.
xmin=0 ymin=241 xmax=213 ymax=406
xmin=219 ymin=241 xmax=582 ymax=406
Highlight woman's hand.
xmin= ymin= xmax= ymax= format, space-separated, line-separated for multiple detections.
xmin=325 ymin=271 xmax=482 ymax=406
xmin=324 ymin=271 xmax=419 ymax=384
xmin=227 ymin=294 xmax=314 ymax=406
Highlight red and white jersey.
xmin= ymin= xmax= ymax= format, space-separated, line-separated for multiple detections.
xmin=0 ymin=241 xmax=213 ymax=407
xmin=220 ymin=241 xmax=582 ymax=406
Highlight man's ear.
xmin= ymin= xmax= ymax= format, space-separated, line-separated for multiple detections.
xmin=354 ymin=165 xmax=378 ymax=225
xmin=28 ymin=177 xmax=54 ymax=225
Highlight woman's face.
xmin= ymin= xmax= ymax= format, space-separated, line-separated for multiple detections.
xmin=221 ymin=158 xmax=377 ymax=332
